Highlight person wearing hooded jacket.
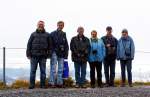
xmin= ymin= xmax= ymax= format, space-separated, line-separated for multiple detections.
xmin=117 ymin=29 xmax=135 ymax=87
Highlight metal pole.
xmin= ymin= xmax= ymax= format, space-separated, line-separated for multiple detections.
xmin=3 ymin=47 xmax=6 ymax=85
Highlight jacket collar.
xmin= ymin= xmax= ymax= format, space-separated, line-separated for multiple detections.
xmin=77 ymin=34 xmax=86 ymax=41
xmin=121 ymin=36 xmax=130 ymax=41
xmin=36 ymin=29 xmax=46 ymax=33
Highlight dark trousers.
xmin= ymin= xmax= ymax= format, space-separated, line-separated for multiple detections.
xmin=104 ymin=59 xmax=116 ymax=85
xmin=89 ymin=61 xmax=102 ymax=86
xmin=120 ymin=60 xmax=132 ymax=84
xmin=30 ymin=57 xmax=46 ymax=87
xmin=74 ymin=62 xmax=87 ymax=85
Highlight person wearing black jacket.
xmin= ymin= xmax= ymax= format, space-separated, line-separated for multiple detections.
xmin=101 ymin=26 xmax=118 ymax=87
xmin=70 ymin=27 xmax=90 ymax=88
xmin=49 ymin=21 xmax=69 ymax=88
xmin=26 ymin=21 xmax=52 ymax=89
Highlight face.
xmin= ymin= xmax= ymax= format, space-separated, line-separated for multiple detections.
xmin=122 ymin=32 xmax=128 ymax=37
xmin=57 ymin=22 xmax=64 ymax=30
xmin=77 ymin=27 xmax=84 ymax=36
xmin=37 ymin=21 xmax=45 ymax=30
xmin=106 ymin=30 xmax=112 ymax=35
xmin=91 ymin=31 xmax=97 ymax=38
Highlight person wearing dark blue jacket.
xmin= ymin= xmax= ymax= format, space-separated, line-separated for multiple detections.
xmin=49 ymin=21 xmax=69 ymax=88
xmin=26 ymin=21 xmax=52 ymax=89
xmin=88 ymin=30 xmax=105 ymax=88
xmin=101 ymin=26 xmax=118 ymax=87
xmin=117 ymin=29 xmax=135 ymax=87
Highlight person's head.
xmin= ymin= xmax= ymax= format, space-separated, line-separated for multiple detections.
xmin=77 ymin=26 xmax=84 ymax=36
xmin=122 ymin=29 xmax=128 ymax=37
xmin=57 ymin=21 xmax=64 ymax=31
xmin=91 ymin=30 xmax=97 ymax=38
xmin=37 ymin=20 xmax=45 ymax=31
xmin=106 ymin=26 xmax=112 ymax=36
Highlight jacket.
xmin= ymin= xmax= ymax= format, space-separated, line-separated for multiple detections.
xmin=26 ymin=29 xmax=52 ymax=58
xmin=117 ymin=36 xmax=135 ymax=60
xmin=101 ymin=35 xmax=118 ymax=60
xmin=50 ymin=29 xmax=69 ymax=59
xmin=88 ymin=38 xmax=106 ymax=62
xmin=70 ymin=35 xmax=90 ymax=63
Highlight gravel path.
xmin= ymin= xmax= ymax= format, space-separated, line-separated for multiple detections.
xmin=0 ymin=86 xmax=150 ymax=97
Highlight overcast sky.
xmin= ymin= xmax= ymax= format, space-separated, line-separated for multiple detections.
xmin=0 ymin=0 xmax=150 ymax=69
xmin=0 ymin=0 xmax=150 ymax=51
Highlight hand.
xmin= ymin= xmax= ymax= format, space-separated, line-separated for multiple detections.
xmin=106 ymin=44 xmax=111 ymax=47
xmin=27 ymin=57 xmax=31 ymax=60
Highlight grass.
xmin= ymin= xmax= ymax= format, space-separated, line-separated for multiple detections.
xmin=0 ymin=81 xmax=8 ymax=90
xmin=0 ymin=78 xmax=150 ymax=90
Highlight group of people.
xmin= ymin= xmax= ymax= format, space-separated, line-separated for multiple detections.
xmin=26 ymin=20 xmax=135 ymax=89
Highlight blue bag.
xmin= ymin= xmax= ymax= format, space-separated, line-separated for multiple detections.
xmin=63 ymin=59 xmax=69 ymax=79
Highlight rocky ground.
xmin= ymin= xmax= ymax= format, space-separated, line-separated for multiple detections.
xmin=0 ymin=86 xmax=150 ymax=97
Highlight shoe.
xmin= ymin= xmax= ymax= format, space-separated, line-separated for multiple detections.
xmin=121 ymin=83 xmax=126 ymax=87
xmin=75 ymin=84 xmax=80 ymax=88
xmin=40 ymin=86 xmax=46 ymax=89
xmin=109 ymin=84 xmax=116 ymax=87
xmin=81 ymin=84 xmax=87 ymax=88
xmin=48 ymin=84 xmax=56 ymax=88
xmin=98 ymin=84 xmax=103 ymax=88
xmin=29 ymin=86 xmax=34 ymax=89
xmin=129 ymin=84 xmax=133 ymax=87
xmin=104 ymin=84 xmax=110 ymax=87
xmin=56 ymin=85 xmax=64 ymax=88
xmin=91 ymin=85 xmax=95 ymax=88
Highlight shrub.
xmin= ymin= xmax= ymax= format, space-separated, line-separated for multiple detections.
xmin=0 ymin=81 xmax=7 ymax=90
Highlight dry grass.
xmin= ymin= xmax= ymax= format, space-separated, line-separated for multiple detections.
xmin=1 ymin=78 xmax=150 ymax=90
xmin=11 ymin=80 xmax=29 ymax=89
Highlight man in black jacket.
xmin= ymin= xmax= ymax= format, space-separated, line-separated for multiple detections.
xmin=26 ymin=21 xmax=52 ymax=89
xmin=49 ymin=21 xmax=69 ymax=88
xmin=101 ymin=26 xmax=118 ymax=87
xmin=70 ymin=27 xmax=90 ymax=88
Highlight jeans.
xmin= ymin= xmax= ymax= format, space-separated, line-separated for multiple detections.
xmin=74 ymin=62 xmax=87 ymax=85
xmin=49 ymin=52 xmax=64 ymax=85
xmin=120 ymin=60 xmax=132 ymax=84
xmin=30 ymin=56 xmax=46 ymax=87
xmin=103 ymin=59 xmax=116 ymax=85
xmin=89 ymin=61 xmax=102 ymax=86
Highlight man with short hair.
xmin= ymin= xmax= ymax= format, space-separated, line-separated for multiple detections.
xmin=70 ymin=27 xmax=90 ymax=88
xmin=101 ymin=26 xmax=118 ymax=87
xmin=49 ymin=21 xmax=69 ymax=88
xmin=26 ymin=21 xmax=52 ymax=89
